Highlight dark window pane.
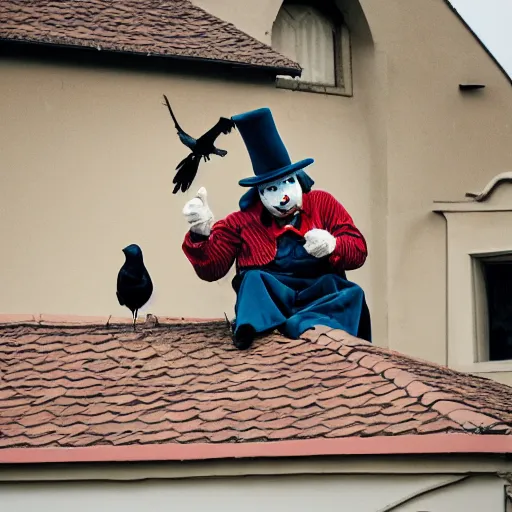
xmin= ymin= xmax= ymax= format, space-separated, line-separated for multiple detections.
xmin=483 ymin=261 xmax=512 ymax=361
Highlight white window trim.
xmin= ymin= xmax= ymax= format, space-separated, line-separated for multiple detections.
xmin=434 ymin=172 xmax=512 ymax=375
xmin=275 ymin=19 xmax=353 ymax=97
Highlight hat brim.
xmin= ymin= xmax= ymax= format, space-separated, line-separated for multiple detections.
xmin=238 ymin=158 xmax=314 ymax=187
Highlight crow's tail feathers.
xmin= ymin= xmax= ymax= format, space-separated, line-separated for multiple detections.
xmin=172 ymin=153 xmax=201 ymax=194
xmin=163 ymin=94 xmax=186 ymax=134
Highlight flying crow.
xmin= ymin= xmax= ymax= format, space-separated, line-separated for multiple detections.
xmin=116 ymin=244 xmax=153 ymax=330
xmin=162 ymin=94 xmax=235 ymax=194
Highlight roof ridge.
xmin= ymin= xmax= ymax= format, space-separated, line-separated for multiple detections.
xmin=301 ymin=326 xmax=511 ymax=434
xmin=0 ymin=313 xmax=225 ymax=327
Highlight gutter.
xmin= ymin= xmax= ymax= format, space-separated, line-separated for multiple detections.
xmin=1 ymin=434 xmax=512 ymax=465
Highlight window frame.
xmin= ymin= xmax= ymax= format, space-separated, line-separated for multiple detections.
xmin=472 ymin=252 xmax=512 ymax=364
xmin=273 ymin=5 xmax=353 ymax=97
xmin=433 ymin=174 xmax=512 ymax=376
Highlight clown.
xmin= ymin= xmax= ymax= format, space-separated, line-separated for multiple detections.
xmin=182 ymin=108 xmax=370 ymax=350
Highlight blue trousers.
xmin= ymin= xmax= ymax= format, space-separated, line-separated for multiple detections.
xmin=234 ymin=270 xmax=366 ymax=340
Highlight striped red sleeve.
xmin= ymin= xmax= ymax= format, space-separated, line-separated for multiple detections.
xmin=315 ymin=191 xmax=368 ymax=272
xmin=182 ymin=217 xmax=241 ymax=282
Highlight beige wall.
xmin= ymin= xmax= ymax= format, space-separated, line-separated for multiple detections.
xmin=0 ymin=10 xmax=378 ymax=332
xmin=1 ymin=0 xmax=511 ymax=374
xmin=0 ymin=473 xmax=507 ymax=512
xmin=189 ymin=0 xmax=512 ymax=367
xmin=360 ymin=0 xmax=512 ymax=366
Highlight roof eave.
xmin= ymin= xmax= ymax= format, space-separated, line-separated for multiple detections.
xmin=2 ymin=434 xmax=512 ymax=465
xmin=0 ymin=37 xmax=302 ymax=78
xmin=443 ymin=0 xmax=512 ymax=86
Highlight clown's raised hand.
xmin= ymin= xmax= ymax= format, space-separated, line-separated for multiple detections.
xmin=303 ymin=229 xmax=336 ymax=258
xmin=182 ymin=187 xmax=214 ymax=237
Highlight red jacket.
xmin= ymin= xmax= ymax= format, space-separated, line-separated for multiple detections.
xmin=182 ymin=189 xmax=367 ymax=282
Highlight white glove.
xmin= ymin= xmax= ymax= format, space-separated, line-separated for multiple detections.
xmin=303 ymin=229 xmax=336 ymax=258
xmin=182 ymin=187 xmax=214 ymax=237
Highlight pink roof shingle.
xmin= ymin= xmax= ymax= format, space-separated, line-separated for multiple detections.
xmin=0 ymin=315 xmax=511 ymax=451
xmin=0 ymin=0 xmax=301 ymax=76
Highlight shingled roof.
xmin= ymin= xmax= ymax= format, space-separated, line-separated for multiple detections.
xmin=0 ymin=0 xmax=301 ymax=76
xmin=0 ymin=314 xmax=511 ymax=463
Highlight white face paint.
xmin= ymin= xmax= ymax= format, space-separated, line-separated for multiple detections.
xmin=258 ymin=173 xmax=303 ymax=218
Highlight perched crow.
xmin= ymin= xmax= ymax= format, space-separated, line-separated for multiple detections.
xmin=162 ymin=94 xmax=235 ymax=194
xmin=116 ymin=244 xmax=153 ymax=330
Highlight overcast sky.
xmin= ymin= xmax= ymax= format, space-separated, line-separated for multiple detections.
xmin=449 ymin=0 xmax=512 ymax=78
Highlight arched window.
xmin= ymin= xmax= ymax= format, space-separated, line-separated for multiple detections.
xmin=272 ymin=1 xmax=352 ymax=96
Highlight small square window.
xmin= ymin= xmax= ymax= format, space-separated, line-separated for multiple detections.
xmin=473 ymin=254 xmax=512 ymax=362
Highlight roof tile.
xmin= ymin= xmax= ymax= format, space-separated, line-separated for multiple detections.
xmin=0 ymin=317 xmax=512 ymax=449
xmin=0 ymin=0 xmax=301 ymax=75
xmin=326 ymin=424 xmax=367 ymax=437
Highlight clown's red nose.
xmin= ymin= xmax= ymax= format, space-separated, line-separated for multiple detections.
xmin=280 ymin=195 xmax=290 ymax=206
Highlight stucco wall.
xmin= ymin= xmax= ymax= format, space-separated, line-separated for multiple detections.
xmin=1 ymin=0 xmax=511 ymax=374
xmin=187 ymin=0 xmax=512 ymax=370
xmin=0 ymin=9 xmax=380 ymax=336
xmin=359 ymin=0 xmax=512 ymax=366
xmin=0 ymin=473 xmax=506 ymax=512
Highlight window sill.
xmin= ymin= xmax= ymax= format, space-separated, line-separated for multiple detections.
xmin=452 ymin=360 xmax=512 ymax=374
xmin=276 ymin=77 xmax=352 ymax=97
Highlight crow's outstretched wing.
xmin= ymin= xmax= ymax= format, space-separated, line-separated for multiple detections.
xmin=172 ymin=153 xmax=201 ymax=194
xmin=163 ymin=95 xmax=196 ymax=150
xmin=196 ymin=117 xmax=236 ymax=147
